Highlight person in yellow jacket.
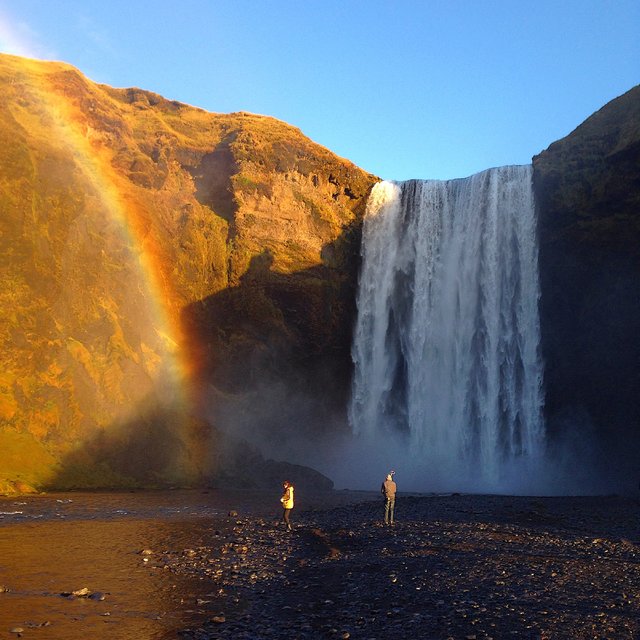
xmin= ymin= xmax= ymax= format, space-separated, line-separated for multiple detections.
xmin=280 ymin=480 xmax=294 ymax=531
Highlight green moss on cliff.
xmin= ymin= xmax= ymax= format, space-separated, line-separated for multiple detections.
xmin=0 ymin=429 xmax=59 ymax=493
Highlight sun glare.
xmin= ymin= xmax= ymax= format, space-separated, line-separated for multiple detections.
xmin=0 ymin=12 xmax=53 ymax=60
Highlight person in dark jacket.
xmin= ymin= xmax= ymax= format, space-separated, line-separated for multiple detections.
xmin=381 ymin=471 xmax=397 ymax=525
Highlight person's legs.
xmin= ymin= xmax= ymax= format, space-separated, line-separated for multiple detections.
xmin=384 ymin=498 xmax=391 ymax=524
xmin=283 ymin=508 xmax=292 ymax=530
xmin=389 ymin=498 xmax=395 ymax=524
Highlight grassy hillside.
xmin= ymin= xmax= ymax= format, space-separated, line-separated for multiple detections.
xmin=0 ymin=54 xmax=377 ymax=493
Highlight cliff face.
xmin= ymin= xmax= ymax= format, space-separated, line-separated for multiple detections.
xmin=0 ymin=54 xmax=376 ymax=492
xmin=4 ymin=52 xmax=638 ymax=494
xmin=533 ymin=86 xmax=640 ymax=486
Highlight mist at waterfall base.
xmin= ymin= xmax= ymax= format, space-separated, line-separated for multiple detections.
xmin=204 ymin=165 xmax=621 ymax=497
xmin=332 ymin=166 xmax=605 ymax=496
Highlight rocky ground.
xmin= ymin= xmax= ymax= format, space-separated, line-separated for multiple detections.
xmin=159 ymin=494 xmax=640 ymax=640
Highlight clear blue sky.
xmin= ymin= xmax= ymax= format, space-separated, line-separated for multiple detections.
xmin=1 ymin=0 xmax=638 ymax=180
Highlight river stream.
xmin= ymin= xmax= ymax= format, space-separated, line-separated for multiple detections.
xmin=0 ymin=489 xmax=320 ymax=639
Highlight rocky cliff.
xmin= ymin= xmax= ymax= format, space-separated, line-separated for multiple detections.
xmin=533 ymin=85 xmax=640 ymax=488
xmin=3 ymin=52 xmax=638 ymax=494
xmin=0 ymin=54 xmax=376 ymax=493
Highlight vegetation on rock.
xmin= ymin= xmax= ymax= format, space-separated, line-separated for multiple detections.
xmin=2 ymin=50 xmax=637 ymax=493
xmin=0 ymin=54 xmax=376 ymax=493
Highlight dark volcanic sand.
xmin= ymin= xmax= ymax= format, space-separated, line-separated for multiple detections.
xmin=168 ymin=494 xmax=640 ymax=640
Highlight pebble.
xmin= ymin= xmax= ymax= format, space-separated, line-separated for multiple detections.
xmin=164 ymin=494 xmax=640 ymax=640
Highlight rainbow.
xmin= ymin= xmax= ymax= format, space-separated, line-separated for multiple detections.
xmin=0 ymin=18 xmax=213 ymax=486
xmin=13 ymin=55 xmax=192 ymax=420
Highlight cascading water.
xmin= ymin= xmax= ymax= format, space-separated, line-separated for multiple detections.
xmin=349 ymin=165 xmax=545 ymax=493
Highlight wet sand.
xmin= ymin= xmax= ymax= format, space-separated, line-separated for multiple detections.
xmin=166 ymin=494 xmax=640 ymax=640
xmin=0 ymin=489 xmax=373 ymax=639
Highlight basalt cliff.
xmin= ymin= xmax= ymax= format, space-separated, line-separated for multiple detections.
xmin=1 ymin=52 xmax=638 ymax=493
xmin=0 ymin=54 xmax=376 ymax=493
xmin=533 ymin=85 xmax=640 ymax=486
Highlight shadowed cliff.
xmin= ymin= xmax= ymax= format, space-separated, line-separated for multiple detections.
xmin=533 ymin=85 xmax=640 ymax=489
xmin=182 ymin=231 xmax=363 ymax=462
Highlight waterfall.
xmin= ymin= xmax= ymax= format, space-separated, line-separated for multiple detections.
xmin=349 ymin=165 xmax=545 ymax=493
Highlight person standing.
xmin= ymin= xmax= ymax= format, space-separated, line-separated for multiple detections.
xmin=280 ymin=480 xmax=294 ymax=531
xmin=381 ymin=472 xmax=397 ymax=525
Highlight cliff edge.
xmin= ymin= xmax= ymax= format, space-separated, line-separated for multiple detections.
xmin=533 ymin=85 xmax=640 ymax=488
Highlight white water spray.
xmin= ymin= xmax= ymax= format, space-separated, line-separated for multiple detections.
xmin=349 ymin=166 xmax=545 ymax=493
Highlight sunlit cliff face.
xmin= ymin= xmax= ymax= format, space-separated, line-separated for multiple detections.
xmin=0 ymin=56 xmax=197 ymax=491
xmin=0 ymin=54 xmax=376 ymax=492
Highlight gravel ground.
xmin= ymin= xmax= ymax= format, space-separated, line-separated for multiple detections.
xmin=165 ymin=494 xmax=640 ymax=640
